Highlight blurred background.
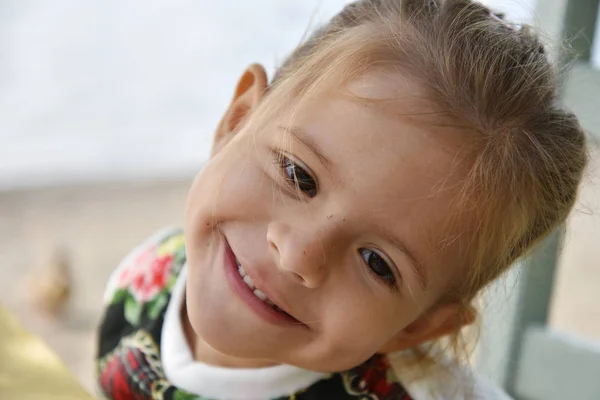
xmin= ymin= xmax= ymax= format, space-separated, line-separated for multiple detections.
xmin=1 ymin=0 xmax=600 ymax=397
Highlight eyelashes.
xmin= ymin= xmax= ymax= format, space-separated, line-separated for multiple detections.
xmin=360 ymin=248 xmax=398 ymax=291
xmin=275 ymin=153 xmax=318 ymax=198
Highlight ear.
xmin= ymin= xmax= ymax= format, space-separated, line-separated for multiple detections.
xmin=211 ymin=63 xmax=268 ymax=156
xmin=378 ymin=303 xmax=476 ymax=353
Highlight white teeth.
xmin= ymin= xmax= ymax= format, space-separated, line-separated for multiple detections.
xmin=236 ymin=261 xmax=282 ymax=311
xmin=253 ymin=289 xmax=267 ymax=301
xmin=243 ymin=275 xmax=255 ymax=290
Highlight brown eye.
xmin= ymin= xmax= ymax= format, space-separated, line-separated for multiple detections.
xmin=280 ymin=156 xmax=318 ymax=198
xmin=360 ymin=248 xmax=397 ymax=290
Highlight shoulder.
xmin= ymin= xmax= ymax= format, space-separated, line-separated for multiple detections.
xmin=97 ymin=227 xmax=186 ymax=361
xmin=388 ymin=352 xmax=513 ymax=400
xmin=103 ymin=227 xmax=186 ymax=304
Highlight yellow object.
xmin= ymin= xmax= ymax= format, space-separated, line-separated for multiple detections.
xmin=0 ymin=305 xmax=93 ymax=400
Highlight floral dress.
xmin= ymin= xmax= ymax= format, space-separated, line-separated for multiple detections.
xmin=96 ymin=229 xmax=414 ymax=400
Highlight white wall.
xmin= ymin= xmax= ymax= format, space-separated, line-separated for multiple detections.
xmin=1 ymin=0 xmax=598 ymax=189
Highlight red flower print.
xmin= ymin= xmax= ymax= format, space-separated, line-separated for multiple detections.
xmin=344 ymin=355 xmax=412 ymax=400
xmin=98 ymin=331 xmax=169 ymax=400
xmin=100 ymin=352 xmax=148 ymax=400
xmin=117 ymin=245 xmax=174 ymax=303
xmin=130 ymin=254 xmax=174 ymax=302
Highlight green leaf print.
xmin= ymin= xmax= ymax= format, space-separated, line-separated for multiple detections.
xmin=386 ymin=368 xmax=397 ymax=383
xmin=124 ymin=293 xmax=142 ymax=325
xmin=148 ymin=292 xmax=169 ymax=319
xmin=173 ymin=389 xmax=204 ymax=400
xmin=166 ymin=274 xmax=178 ymax=290
xmin=111 ymin=288 xmax=128 ymax=304
xmin=174 ymin=245 xmax=186 ymax=265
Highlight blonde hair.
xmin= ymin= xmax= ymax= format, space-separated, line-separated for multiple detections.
xmin=248 ymin=0 xmax=588 ymax=366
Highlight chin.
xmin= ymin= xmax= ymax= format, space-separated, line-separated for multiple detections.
xmin=195 ymin=311 xmax=287 ymax=363
xmin=187 ymin=300 xmax=371 ymax=373
xmin=185 ymin=282 xmax=277 ymax=358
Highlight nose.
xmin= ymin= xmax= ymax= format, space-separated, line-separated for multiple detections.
xmin=266 ymin=220 xmax=334 ymax=288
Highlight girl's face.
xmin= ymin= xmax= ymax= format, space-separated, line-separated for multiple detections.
xmin=185 ymin=67 xmax=467 ymax=372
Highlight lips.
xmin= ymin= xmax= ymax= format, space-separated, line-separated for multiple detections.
xmin=235 ymin=263 xmax=295 ymax=317
xmin=223 ymin=237 xmax=303 ymax=327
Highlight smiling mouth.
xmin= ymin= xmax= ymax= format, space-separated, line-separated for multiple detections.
xmin=235 ymin=258 xmax=295 ymax=318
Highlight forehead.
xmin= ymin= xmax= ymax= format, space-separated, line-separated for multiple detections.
xmin=281 ymin=71 xmax=463 ymax=201
xmin=267 ymin=71 xmax=468 ymax=288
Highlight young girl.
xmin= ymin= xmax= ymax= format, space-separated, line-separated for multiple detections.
xmin=96 ymin=0 xmax=588 ymax=399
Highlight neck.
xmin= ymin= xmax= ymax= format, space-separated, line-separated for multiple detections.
xmin=180 ymin=298 xmax=278 ymax=369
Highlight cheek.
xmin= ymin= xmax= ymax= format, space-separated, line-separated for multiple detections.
xmin=315 ymin=291 xmax=417 ymax=370
xmin=186 ymin=145 xmax=271 ymax=228
xmin=184 ymin=142 xmax=278 ymax=278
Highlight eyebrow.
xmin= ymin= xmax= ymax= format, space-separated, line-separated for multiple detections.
xmin=278 ymin=126 xmax=331 ymax=169
xmin=377 ymin=227 xmax=428 ymax=290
